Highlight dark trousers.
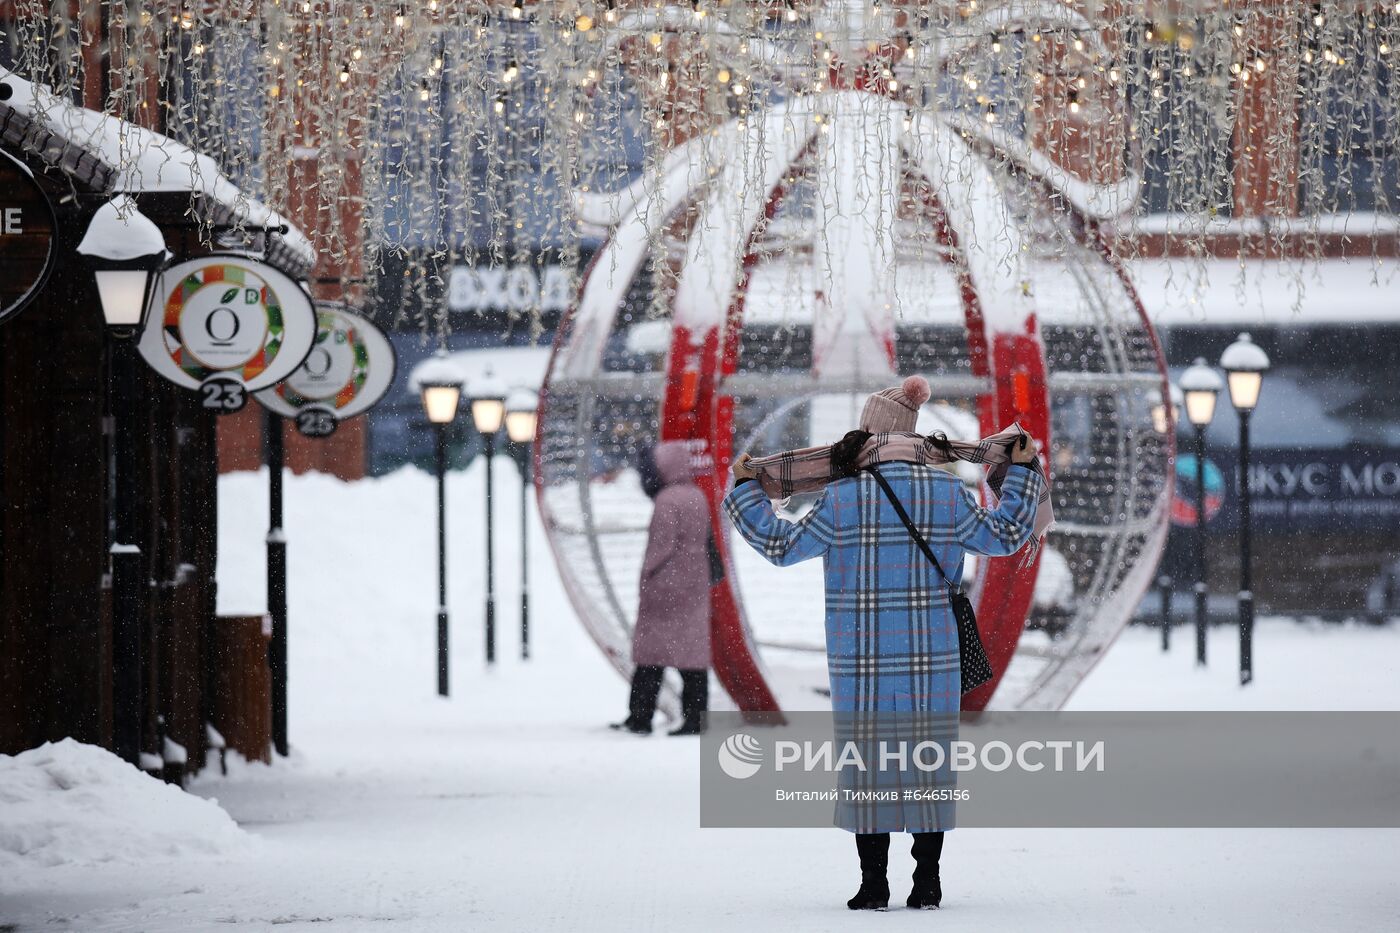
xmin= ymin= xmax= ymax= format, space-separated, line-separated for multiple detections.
xmin=626 ymin=664 xmax=708 ymax=729
xmin=856 ymin=831 xmax=944 ymax=879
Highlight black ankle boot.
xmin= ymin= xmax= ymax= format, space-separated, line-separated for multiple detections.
xmin=906 ymin=871 xmax=941 ymax=909
xmin=668 ymin=670 xmax=708 ymax=735
xmin=906 ymin=831 xmax=943 ymax=909
xmin=847 ymin=877 xmax=890 ymax=911
xmin=608 ymin=718 xmax=651 ymax=735
xmin=847 ymin=833 xmax=890 ymax=910
xmin=611 ymin=665 xmax=662 ymax=734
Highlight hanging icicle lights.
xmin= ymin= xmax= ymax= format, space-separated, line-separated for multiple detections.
xmin=2 ymin=1 xmax=1398 ymax=338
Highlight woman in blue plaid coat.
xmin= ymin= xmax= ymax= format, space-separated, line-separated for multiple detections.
xmin=723 ymin=376 xmax=1044 ymax=911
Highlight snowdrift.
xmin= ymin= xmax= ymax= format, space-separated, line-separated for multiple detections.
xmin=0 ymin=738 xmax=250 ymax=882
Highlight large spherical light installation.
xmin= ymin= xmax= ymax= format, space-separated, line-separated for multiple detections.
xmin=537 ymin=4 xmax=1172 ymax=714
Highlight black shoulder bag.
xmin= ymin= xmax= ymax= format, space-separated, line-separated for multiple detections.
xmin=706 ymin=531 xmax=726 ymax=586
xmin=866 ymin=466 xmax=994 ymax=696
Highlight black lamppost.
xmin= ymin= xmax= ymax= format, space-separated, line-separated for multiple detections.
xmin=1221 ymin=333 xmax=1270 ymax=686
xmin=505 ymin=389 xmax=539 ymax=661
xmin=264 ymin=411 xmax=289 ymax=756
xmin=1152 ymin=382 xmax=1182 ymax=652
xmin=417 ymin=351 xmax=464 ymax=696
xmin=471 ymin=371 xmax=507 ymax=666
xmin=77 ymin=196 xmax=168 ymax=765
xmin=1180 ymin=358 xmax=1222 ymax=667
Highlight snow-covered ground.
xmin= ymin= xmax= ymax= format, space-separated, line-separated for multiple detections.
xmin=3 ymin=463 xmax=1398 ymax=931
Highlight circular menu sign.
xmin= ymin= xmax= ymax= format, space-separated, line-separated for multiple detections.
xmin=178 ymin=284 xmax=270 ymax=370
xmin=0 ymin=150 xmax=57 ymax=325
xmin=256 ymin=306 xmax=397 ymax=436
xmin=282 ymin=327 xmax=358 ymax=403
xmin=138 ymin=255 xmax=316 ymax=410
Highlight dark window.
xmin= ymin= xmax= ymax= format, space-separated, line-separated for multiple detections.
xmin=1296 ymin=10 xmax=1400 ymax=213
xmin=1125 ymin=23 xmax=1236 ymax=216
xmin=373 ymin=18 xmax=646 ymax=253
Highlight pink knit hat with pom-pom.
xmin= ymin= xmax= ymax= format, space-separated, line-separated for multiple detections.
xmin=859 ymin=375 xmax=931 ymax=434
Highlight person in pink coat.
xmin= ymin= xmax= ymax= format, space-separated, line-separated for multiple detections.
xmin=612 ymin=441 xmax=713 ymax=736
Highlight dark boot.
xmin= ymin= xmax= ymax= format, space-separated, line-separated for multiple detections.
xmin=847 ymin=833 xmax=890 ymax=910
xmin=906 ymin=831 xmax=944 ymax=909
xmin=668 ymin=669 xmax=709 ymax=735
xmin=611 ymin=665 xmax=663 ymax=734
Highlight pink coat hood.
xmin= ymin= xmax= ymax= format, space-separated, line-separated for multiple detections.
xmin=653 ymin=441 xmax=695 ymax=488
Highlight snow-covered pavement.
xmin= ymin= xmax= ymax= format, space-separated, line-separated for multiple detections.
xmin=3 ymin=465 xmax=1399 ymax=931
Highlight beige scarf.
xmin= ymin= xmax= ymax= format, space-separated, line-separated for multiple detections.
xmin=747 ymin=423 xmax=1054 ymax=560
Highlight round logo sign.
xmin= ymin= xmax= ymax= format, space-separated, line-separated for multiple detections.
xmin=255 ymin=306 xmax=396 ymax=436
xmin=0 ymin=150 xmax=57 ymax=326
xmin=281 ymin=316 xmax=362 ymax=404
xmin=1171 ymin=453 xmax=1225 ymax=526
xmin=138 ymin=256 xmax=316 ymax=410
xmin=178 ymin=283 xmax=269 ymax=371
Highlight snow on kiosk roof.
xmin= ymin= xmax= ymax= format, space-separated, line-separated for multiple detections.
xmin=1128 ymin=258 xmax=1400 ymax=326
xmin=0 ymin=76 xmax=313 ymax=275
xmin=418 ymin=346 xmax=551 ymax=397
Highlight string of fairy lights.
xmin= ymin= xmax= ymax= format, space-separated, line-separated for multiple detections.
xmin=2 ymin=2 xmax=1398 ymax=338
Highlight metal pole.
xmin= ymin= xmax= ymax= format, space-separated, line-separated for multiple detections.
xmin=1238 ymin=411 xmax=1254 ymax=686
xmin=436 ymin=422 xmax=449 ymax=696
xmin=110 ymin=339 xmax=143 ymax=765
xmin=1194 ymin=424 xmax=1209 ymax=667
xmin=520 ymin=451 xmax=530 ymax=661
xmin=265 ymin=410 xmax=289 ymax=757
xmin=484 ymin=431 xmax=497 ymax=664
xmin=1158 ymin=574 xmax=1172 ymax=652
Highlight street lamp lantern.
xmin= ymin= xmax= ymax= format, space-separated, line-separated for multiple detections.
xmin=77 ymin=195 xmax=169 ymax=336
xmin=416 ymin=351 xmax=465 ymax=425
xmin=505 ymin=388 xmax=538 ymax=444
xmin=1221 ymin=333 xmax=1271 ymax=687
xmin=1177 ymin=357 xmax=1222 ymax=667
xmin=1151 ymin=382 xmax=1183 ymax=436
xmin=411 ymin=350 xmax=466 ymax=697
xmin=471 ymin=370 xmax=508 ymax=435
xmin=1180 ymin=358 xmax=1223 ymax=428
xmin=1221 ymin=332 xmax=1271 ymax=413
xmin=91 ymin=262 xmax=161 ymax=330
xmin=505 ymin=388 xmax=539 ymax=660
xmin=422 ymin=382 xmax=463 ymax=423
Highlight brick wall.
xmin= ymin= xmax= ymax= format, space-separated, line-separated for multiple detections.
xmin=217 ymin=407 xmax=368 ymax=481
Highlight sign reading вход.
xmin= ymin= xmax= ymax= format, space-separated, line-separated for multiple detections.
xmin=446 ymin=264 xmax=574 ymax=314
